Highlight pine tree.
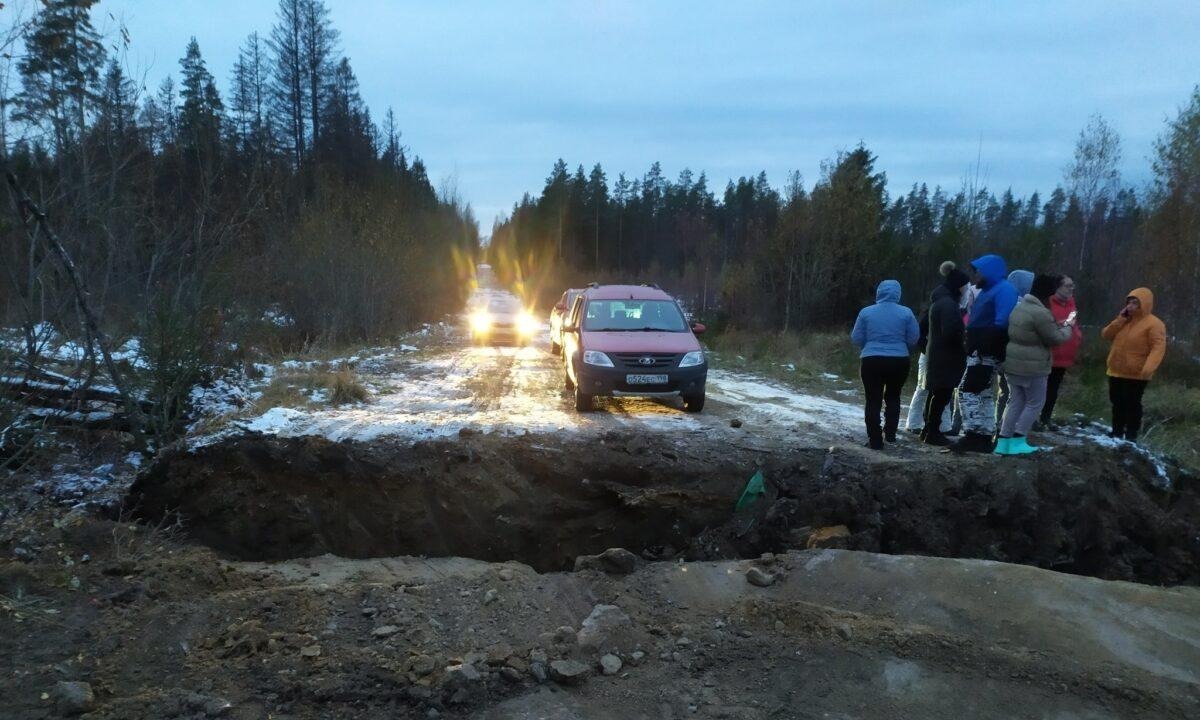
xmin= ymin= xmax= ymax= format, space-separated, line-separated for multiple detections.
xmin=15 ymin=0 xmax=106 ymax=153
xmin=301 ymin=0 xmax=339 ymax=150
xmin=94 ymin=59 xmax=138 ymax=149
xmin=178 ymin=38 xmax=224 ymax=163
xmin=230 ymin=32 xmax=271 ymax=156
xmin=269 ymin=0 xmax=308 ymax=166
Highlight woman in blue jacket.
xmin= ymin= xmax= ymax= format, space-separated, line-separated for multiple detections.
xmin=851 ymin=279 xmax=920 ymax=449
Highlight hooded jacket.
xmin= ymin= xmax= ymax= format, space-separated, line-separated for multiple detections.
xmin=1102 ymin=288 xmax=1167 ymax=380
xmin=925 ymin=282 xmax=968 ymax=390
xmin=965 ymin=254 xmax=1019 ymax=358
xmin=1008 ymin=270 xmax=1034 ymax=298
xmin=1049 ymin=294 xmax=1082 ymax=368
xmin=1004 ymin=295 xmax=1073 ymax=377
xmin=850 ymin=280 xmax=920 ymax=358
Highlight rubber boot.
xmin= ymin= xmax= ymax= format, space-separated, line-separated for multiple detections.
xmin=993 ymin=437 xmax=1015 ymax=455
xmin=1009 ymin=436 xmax=1039 ymax=454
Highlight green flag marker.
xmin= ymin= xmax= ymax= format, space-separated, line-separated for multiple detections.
xmin=735 ymin=469 xmax=765 ymax=511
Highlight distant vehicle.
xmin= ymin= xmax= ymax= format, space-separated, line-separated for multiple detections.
xmin=561 ymin=285 xmax=707 ymax=412
xmin=470 ymin=295 xmax=539 ymax=345
xmin=549 ymin=288 xmax=584 ymax=355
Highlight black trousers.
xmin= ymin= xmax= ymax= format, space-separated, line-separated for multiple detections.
xmin=1109 ymin=377 xmax=1149 ymax=440
xmin=924 ymin=388 xmax=954 ymax=437
xmin=1041 ymin=367 xmax=1067 ymax=422
xmin=861 ymin=356 xmax=910 ymax=441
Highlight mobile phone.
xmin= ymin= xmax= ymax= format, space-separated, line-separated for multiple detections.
xmin=1067 ymin=311 xmax=1077 ymax=323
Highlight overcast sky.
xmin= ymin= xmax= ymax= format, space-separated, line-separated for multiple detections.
xmin=20 ymin=1 xmax=1200 ymax=228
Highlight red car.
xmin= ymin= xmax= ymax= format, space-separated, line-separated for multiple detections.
xmin=549 ymin=287 xmax=584 ymax=355
xmin=561 ymin=285 xmax=707 ymax=412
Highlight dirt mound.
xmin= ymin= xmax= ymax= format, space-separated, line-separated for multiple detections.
xmin=131 ymin=432 xmax=1199 ymax=586
xmin=735 ymin=444 xmax=1200 ymax=586
xmin=129 ymin=432 xmax=748 ymax=572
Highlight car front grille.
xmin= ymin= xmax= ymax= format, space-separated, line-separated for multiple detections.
xmin=610 ymin=352 xmax=679 ymax=369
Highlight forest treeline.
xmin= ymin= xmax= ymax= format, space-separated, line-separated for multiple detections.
xmin=1 ymin=0 xmax=480 ymax=354
xmin=491 ymin=99 xmax=1200 ymax=344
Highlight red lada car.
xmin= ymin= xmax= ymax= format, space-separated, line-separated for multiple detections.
xmin=561 ymin=285 xmax=707 ymax=412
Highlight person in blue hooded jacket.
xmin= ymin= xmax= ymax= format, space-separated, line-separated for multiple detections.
xmin=851 ymin=279 xmax=920 ymax=449
xmin=949 ymin=254 xmax=1019 ymax=453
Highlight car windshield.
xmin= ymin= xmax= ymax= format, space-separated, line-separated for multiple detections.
xmin=488 ymin=299 xmax=520 ymax=314
xmin=583 ymin=299 xmax=688 ymax=332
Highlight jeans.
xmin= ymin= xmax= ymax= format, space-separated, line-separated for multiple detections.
xmin=861 ymin=356 xmax=911 ymax=442
xmin=905 ymin=353 xmax=952 ymax=432
xmin=1109 ymin=377 xmax=1149 ymax=440
xmin=999 ymin=373 xmax=1048 ymax=437
xmin=1041 ymin=367 xmax=1067 ymax=422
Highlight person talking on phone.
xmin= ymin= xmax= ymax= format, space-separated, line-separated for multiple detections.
xmin=1038 ymin=275 xmax=1082 ymax=430
xmin=1102 ymin=288 xmax=1167 ymax=443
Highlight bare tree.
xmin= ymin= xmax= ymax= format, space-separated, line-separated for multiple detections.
xmin=1065 ymin=113 xmax=1122 ymax=272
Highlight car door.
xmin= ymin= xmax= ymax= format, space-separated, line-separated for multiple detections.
xmin=563 ymin=295 xmax=585 ymax=382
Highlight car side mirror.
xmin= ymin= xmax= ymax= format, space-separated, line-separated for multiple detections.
xmin=562 ymin=323 xmax=578 ymax=333
xmin=691 ymin=323 xmax=706 ymax=335
xmin=555 ymin=302 xmax=567 ymax=312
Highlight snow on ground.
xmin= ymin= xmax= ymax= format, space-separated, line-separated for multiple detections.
xmin=707 ymin=369 xmax=861 ymax=430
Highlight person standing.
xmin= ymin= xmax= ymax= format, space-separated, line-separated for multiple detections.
xmin=995 ymin=275 xmax=1075 ymax=455
xmin=1102 ymin=288 xmax=1167 ymax=443
xmin=921 ymin=264 xmax=971 ymax=445
xmin=995 ymin=269 xmax=1034 ymax=428
xmin=905 ymin=261 xmax=956 ymax=436
xmin=851 ymin=279 xmax=920 ymax=450
xmin=949 ymin=254 xmax=1018 ymax=454
xmin=1039 ymin=275 xmax=1082 ymax=429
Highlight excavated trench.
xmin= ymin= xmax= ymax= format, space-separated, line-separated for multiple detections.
xmin=128 ymin=432 xmax=1200 ymax=585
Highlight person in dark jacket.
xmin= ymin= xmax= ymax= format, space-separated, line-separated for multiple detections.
xmin=851 ymin=279 xmax=920 ymax=449
xmin=920 ymin=265 xmax=971 ymax=445
xmin=949 ymin=254 xmax=1019 ymax=453
xmin=905 ymin=261 xmax=957 ymax=435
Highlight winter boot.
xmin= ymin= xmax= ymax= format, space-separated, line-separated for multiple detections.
xmin=948 ymin=432 xmax=993 ymax=454
xmin=885 ymin=431 xmax=897 ymax=443
xmin=922 ymin=429 xmax=951 ymax=446
xmin=1009 ymin=436 xmax=1039 ymax=454
xmin=865 ymin=437 xmax=884 ymax=451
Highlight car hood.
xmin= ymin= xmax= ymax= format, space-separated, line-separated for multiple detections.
xmin=582 ymin=331 xmax=701 ymax=354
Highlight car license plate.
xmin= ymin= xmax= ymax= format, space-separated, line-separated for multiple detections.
xmin=626 ymin=374 xmax=668 ymax=385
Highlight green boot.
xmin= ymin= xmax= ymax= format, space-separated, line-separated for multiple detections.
xmin=993 ymin=437 xmax=1015 ymax=455
xmin=1010 ymin=436 xmax=1039 ymax=454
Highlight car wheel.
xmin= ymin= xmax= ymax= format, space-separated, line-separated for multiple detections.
xmin=574 ymin=384 xmax=593 ymax=412
xmin=683 ymin=391 xmax=705 ymax=413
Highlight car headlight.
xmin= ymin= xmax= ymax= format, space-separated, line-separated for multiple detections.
xmin=516 ymin=312 xmax=539 ymax=336
xmin=470 ymin=312 xmax=491 ymax=333
xmin=583 ymin=350 xmax=614 ymax=367
xmin=678 ymin=350 xmax=706 ymax=368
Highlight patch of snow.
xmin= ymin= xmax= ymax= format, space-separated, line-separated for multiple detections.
xmin=820 ymin=372 xmax=839 ymax=380
xmin=124 ymin=451 xmax=145 ymax=469
xmin=262 ymin=306 xmax=295 ymax=327
xmin=187 ymin=372 xmax=253 ymax=430
xmin=399 ymin=344 xmax=418 ymax=353
xmin=707 ymin=370 xmax=861 ymax=431
xmin=1065 ymin=423 xmax=1172 ymax=489
xmin=37 ymin=463 xmax=115 ymax=502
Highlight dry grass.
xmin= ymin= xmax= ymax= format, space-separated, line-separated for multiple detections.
xmin=325 ymin=370 xmax=370 ymax=405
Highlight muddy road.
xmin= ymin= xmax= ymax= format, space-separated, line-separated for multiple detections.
xmin=5 ymin=293 xmax=1200 ymax=719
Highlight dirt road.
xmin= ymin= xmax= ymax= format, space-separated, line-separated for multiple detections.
xmin=4 ymin=291 xmax=1199 ymax=719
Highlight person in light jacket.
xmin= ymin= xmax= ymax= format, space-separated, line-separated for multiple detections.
xmin=851 ymin=279 xmax=920 ymax=450
xmin=1102 ymin=287 xmax=1167 ymax=443
xmin=995 ymin=274 xmax=1075 ymax=455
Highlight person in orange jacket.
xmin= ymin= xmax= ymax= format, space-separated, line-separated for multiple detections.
xmin=1101 ymin=287 xmax=1167 ymax=443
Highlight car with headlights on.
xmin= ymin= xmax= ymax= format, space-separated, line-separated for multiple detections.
xmin=560 ymin=285 xmax=707 ymax=412
xmin=469 ymin=295 xmax=539 ymax=345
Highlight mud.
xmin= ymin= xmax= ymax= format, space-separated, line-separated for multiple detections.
xmin=131 ymin=432 xmax=1200 ymax=585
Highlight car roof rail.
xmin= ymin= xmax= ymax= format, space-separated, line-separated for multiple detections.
xmin=640 ymin=282 xmax=661 ymax=290
xmin=587 ymin=281 xmax=600 ymax=288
